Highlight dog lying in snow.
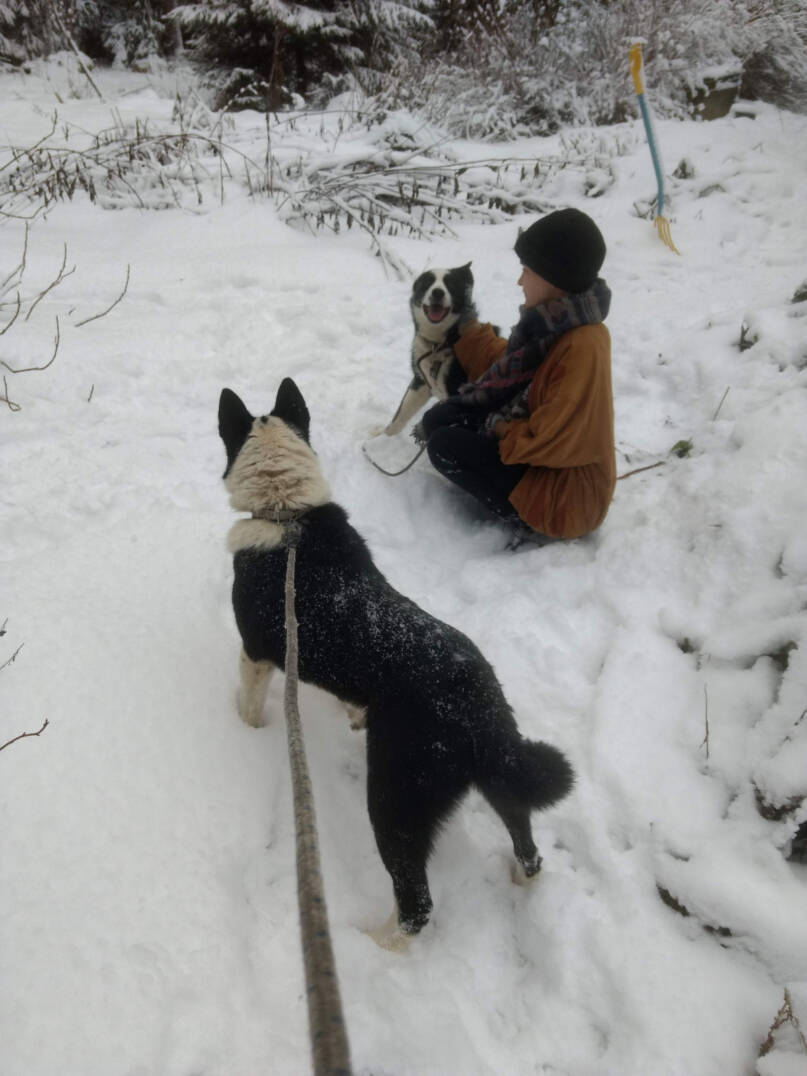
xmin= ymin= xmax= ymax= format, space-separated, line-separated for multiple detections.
xmin=382 ymin=264 xmax=474 ymax=435
xmin=218 ymin=378 xmax=573 ymax=948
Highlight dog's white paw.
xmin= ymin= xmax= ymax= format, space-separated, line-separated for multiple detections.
xmin=236 ymin=689 xmax=266 ymax=729
xmin=362 ymin=909 xmax=411 ymax=952
xmin=510 ymin=860 xmax=541 ymax=887
xmin=367 ymin=424 xmax=388 ymax=438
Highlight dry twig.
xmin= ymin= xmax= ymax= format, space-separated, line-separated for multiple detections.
xmin=712 ymin=386 xmax=730 ymax=421
xmin=1 ymin=376 xmax=21 ymax=412
xmin=74 ymin=264 xmax=130 ymax=327
xmin=0 ymin=719 xmax=49 ymax=753
xmin=617 ymin=460 xmax=666 ymax=481
xmin=25 ymin=245 xmax=75 ymax=321
xmin=1 ymin=316 xmax=60 ymax=375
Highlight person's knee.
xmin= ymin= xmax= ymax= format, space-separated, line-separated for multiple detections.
xmin=426 ymin=425 xmax=458 ymax=473
xmin=421 ymin=401 xmax=459 ymax=439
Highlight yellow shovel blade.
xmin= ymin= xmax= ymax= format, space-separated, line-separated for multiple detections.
xmin=655 ymin=215 xmax=680 ymax=255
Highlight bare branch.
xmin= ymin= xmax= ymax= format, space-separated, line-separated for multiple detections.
xmin=0 ymin=642 xmax=24 ymax=672
xmin=701 ymin=685 xmax=710 ymax=760
xmin=712 ymin=386 xmax=730 ymax=421
xmin=25 ymin=245 xmax=75 ymax=322
xmin=1 ymin=315 xmax=60 ymax=374
xmin=0 ymin=116 xmax=57 ymax=175
xmin=0 ymin=719 xmax=49 ymax=753
xmin=74 ymin=264 xmax=130 ymax=327
xmin=0 ymin=293 xmax=22 ymax=336
xmin=1 ymin=222 xmax=29 ymax=291
xmin=617 ymin=460 xmax=665 ymax=481
xmin=1 ymin=376 xmax=22 ymax=412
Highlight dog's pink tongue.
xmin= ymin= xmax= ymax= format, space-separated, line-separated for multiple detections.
xmin=426 ymin=305 xmax=447 ymax=323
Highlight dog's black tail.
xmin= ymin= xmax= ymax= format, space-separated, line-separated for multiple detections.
xmin=482 ymin=736 xmax=574 ymax=812
xmin=516 ymin=738 xmax=574 ymax=809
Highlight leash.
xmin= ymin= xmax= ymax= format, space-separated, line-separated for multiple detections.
xmin=361 ymin=440 xmax=426 ymax=477
xmin=282 ymin=522 xmax=352 ymax=1076
xmin=362 ymin=344 xmax=446 ymax=477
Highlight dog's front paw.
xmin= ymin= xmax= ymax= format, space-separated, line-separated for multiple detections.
xmin=367 ymin=424 xmax=387 ymax=438
xmin=237 ymin=689 xmax=267 ymax=729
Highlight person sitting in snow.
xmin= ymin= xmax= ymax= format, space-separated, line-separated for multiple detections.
xmin=418 ymin=207 xmax=615 ymax=545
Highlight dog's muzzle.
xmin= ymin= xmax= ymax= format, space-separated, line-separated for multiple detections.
xmin=423 ymin=303 xmax=450 ymax=324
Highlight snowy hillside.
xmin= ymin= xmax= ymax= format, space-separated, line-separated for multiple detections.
xmin=2 ymin=62 xmax=807 ymax=1076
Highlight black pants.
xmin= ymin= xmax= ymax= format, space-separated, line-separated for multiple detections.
xmin=422 ymin=402 xmax=528 ymax=522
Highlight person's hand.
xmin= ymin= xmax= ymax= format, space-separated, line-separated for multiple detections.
xmin=411 ymin=420 xmax=427 ymax=446
xmin=492 ymin=420 xmax=509 ymax=439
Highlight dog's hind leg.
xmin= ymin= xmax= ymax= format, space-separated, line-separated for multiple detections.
xmin=480 ymin=785 xmax=542 ymax=883
xmin=238 ymin=648 xmax=275 ymax=728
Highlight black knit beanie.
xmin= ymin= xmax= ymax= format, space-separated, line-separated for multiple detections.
xmin=514 ymin=208 xmax=606 ymax=294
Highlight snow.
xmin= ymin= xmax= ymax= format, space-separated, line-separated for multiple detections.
xmin=2 ymin=64 xmax=807 ymax=1076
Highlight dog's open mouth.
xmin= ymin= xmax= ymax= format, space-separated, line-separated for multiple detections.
xmin=424 ymin=304 xmax=449 ymax=323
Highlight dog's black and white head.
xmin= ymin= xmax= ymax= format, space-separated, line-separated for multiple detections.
xmin=410 ymin=263 xmax=473 ymax=343
xmin=218 ymin=379 xmax=330 ymax=520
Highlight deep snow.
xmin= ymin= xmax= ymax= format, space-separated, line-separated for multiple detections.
xmin=2 ymin=61 xmax=807 ymax=1076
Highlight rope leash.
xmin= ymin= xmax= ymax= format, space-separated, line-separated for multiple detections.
xmin=283 ymin=523 xmax=352 ymax=1076
xmin=361 ymin=440 xmax=426 ymax=477
xmin=362 ymin=348 xmax=443 ymax=477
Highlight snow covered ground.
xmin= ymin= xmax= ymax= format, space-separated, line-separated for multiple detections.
xmin=2 ymin=61 xmax=807 ymax=1076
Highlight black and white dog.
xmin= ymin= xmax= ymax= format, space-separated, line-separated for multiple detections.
xmin=383 ymin=263 xmax=473 ymax=435
xmin=219 ymin=378 xmax=573 ymax=948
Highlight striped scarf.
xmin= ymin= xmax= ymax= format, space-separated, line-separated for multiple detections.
xmin=453 ymin=278 xmax=611 ymax=432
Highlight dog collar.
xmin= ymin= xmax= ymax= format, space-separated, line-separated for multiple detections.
xmin=251 ymin=507 xmax=308 ymax=523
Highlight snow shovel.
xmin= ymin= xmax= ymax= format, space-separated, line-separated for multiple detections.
xmin=629 ymin=41 xmax=680 ymax=254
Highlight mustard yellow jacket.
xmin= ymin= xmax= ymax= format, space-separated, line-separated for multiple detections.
xmin=454 ymin=321 xmax=616 ymax=539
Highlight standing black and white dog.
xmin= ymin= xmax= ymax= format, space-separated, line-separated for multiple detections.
xmin=383 ymin=263 xmax=473 ymax=435
xmin=219 ymin=378 xmax=573 ymax=948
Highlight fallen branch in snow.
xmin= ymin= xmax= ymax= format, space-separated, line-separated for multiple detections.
xmin=712 ymin=386 xmax=730 ymax=421
xmin=759 ymin=988 xmax=807 ymax=1058
xmin=617 ymin=460 xmax=665 ymax=481
xmin=1 ymin=376 xmax=21 ymax=412
xmin=0 ymin=316 xmax=61 ymax=375
xmin=656 ymin=882 xmax=733 ymax=940
xmin=74 ymin=264 xmax=130 ymax=327
xmin=0 ymin=719 xmax=49 ymax=754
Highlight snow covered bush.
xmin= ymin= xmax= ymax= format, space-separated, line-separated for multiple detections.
xmin=362 ymin=0 xmax=807 ymax=139
xmin=170 ymin=0 xmax=428 ymax=111
xmin=0 ymin=0 xmax=60 ymax=65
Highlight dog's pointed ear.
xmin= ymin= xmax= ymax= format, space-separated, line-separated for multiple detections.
xmin=218 ymin=388 xmax=254 ymax=476
xmin=461 ymin=261 xmax=473 ymax=283
xmin=271 ymin=377 xmax=310 ymax=443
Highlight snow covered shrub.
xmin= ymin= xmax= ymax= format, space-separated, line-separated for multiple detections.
xmin=171 ymin=0 xmax=428 ymax=111
xmin=741 ymin=21 xmax=807 ymax=113
xmin=366 ymin=0 xmax=806 ymax=137
xmin=0 ymin=0 xmax=60 ymax=64
xmin=0 ymin=109 xmax=232 ymax=215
